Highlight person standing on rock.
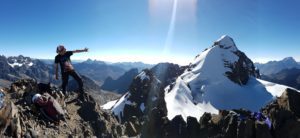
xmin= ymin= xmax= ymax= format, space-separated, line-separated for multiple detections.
xmin=54 ymin=45 xmax=88 ymax=101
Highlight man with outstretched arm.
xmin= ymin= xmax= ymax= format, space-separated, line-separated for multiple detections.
xmin=54 ymin=45 xmax=88 ymax=101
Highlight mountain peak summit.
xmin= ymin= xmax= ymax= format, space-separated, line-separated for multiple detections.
xmin=282 ymin=57 xmax=296 ymax=62
xmin=214 ymin=35 xmax=237 ymax=50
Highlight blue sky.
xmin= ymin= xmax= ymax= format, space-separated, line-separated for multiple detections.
xmin=0 ymin=0 xmax=299 ymax=65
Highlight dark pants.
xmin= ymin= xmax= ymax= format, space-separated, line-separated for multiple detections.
xmin=61 ymin=70 xmax=83 ymax=94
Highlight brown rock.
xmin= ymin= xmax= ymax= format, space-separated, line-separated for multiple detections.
xmin=277 ymin=88 xmax=300 ymax=117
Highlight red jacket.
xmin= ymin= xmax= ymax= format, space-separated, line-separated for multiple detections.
xmin=36 ymin=96 xmax=60 ymax=118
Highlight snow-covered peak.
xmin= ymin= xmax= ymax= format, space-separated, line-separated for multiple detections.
xmin=164 ymin=35 xmax=296 ymax=121
xmin=190 ymin=35 xmax=258 ymax=85
xmin=214 ymin=35 xmax=237 ymax=51
xmin=7 ymin=55 xmax=33 ymax=68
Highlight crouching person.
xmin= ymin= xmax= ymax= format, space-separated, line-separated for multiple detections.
xmin=32 ymin=93 xmax=65 ymax=123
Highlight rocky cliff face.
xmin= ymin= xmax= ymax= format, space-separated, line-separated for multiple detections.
xmin=224 ymin=50 xmax=260 ymax=85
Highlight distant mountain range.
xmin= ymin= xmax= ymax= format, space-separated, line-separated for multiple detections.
xmin=255 ymin=57 xmax=300 ymax=90
xmin=0 ymin=55 xmax=151 ymax=87
xmin=255 ymin=57 xmax=300 ymax=75
xmin=101 ymin=63 xmax=187 ymax=94
xmin=42 ymin=58 xmax=153 ymax=86
xmin=0 ymin=55 xmax=50 ymax=88
xmin=110 ymin=62 xmax=154 ymax=72
xmin=39 ymin=58 xmax=153 ymax=72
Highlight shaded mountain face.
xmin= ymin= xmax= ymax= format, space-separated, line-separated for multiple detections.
xmin=0 ymin=55 xmax=19 ymax=81
xmin=255 ymin=57 xmax=300 ymax=75
xmin=72 ymin=60 xmax=126 ymax=85
xmin=101 ymin=68 xmax=139 ymax=94
xmin=262 ymin=68 xmax=300 ymax=90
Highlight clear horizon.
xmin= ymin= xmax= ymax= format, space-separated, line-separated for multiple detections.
xmin=3 ymin=53 xmax=299 ymax=65
xmin=0 ymin=0 xmax=299 ymax=65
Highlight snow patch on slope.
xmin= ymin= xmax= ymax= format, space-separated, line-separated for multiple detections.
xmin=101 ymin=100 xmax=118 ymax=110
xmin=7 ymin=56 xmax=34 ymax=68
xmin=165 ymin=78 xmax=218 ymax=121
xmin=8 ymin=62 xmax=24 ymax=68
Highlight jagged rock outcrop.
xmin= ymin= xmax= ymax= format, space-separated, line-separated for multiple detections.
xmin=112 ymin=69 xmax=167 ymax=123
xmin=262 ymin=88 xmax=300 ymax=138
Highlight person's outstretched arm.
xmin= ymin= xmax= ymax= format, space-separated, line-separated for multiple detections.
xmin=73 ymin=48 xmax=88 ymax=53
